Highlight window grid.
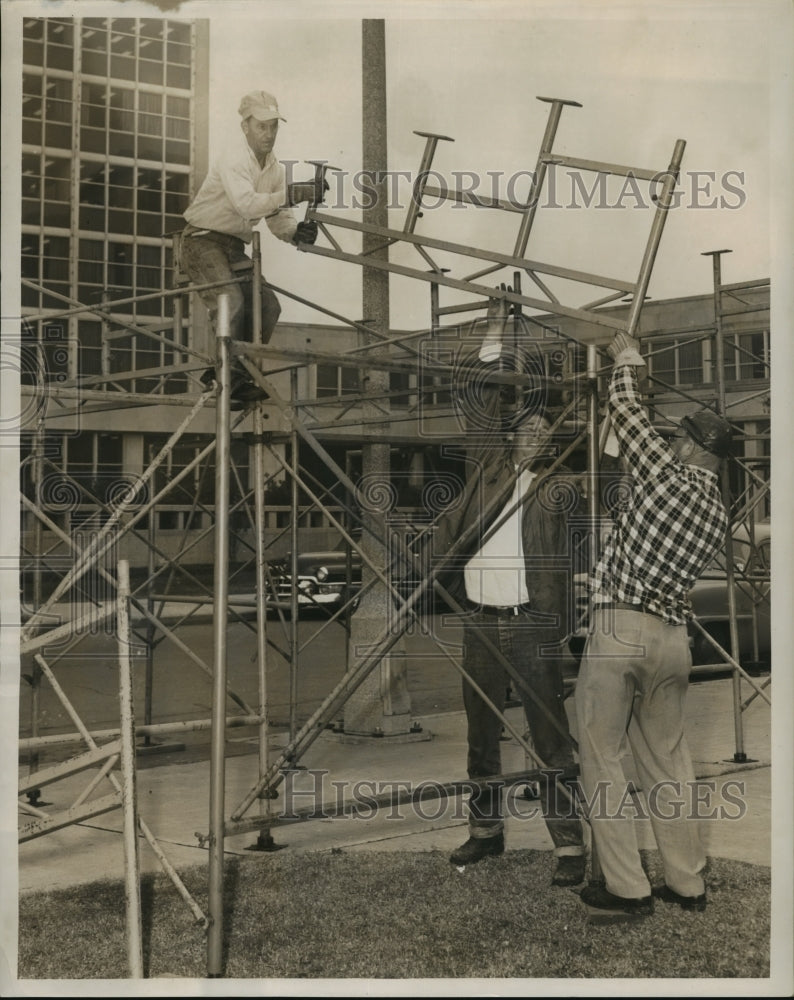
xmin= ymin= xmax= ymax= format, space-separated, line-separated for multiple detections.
xmin=647 ymin=329 xmax=769 ymax=389
xmin=22 ymin=15 xmax=196 ymax=385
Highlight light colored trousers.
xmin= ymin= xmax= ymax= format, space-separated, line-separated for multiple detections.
xmin=575 ymin=607 xmax=705 ymax=899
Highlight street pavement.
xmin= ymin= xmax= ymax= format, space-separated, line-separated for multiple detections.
xmin=16 ymin=630 xmax=774 ymax=896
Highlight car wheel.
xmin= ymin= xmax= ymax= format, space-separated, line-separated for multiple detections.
xmin=692 ymin=623 xmax=730 ymax=666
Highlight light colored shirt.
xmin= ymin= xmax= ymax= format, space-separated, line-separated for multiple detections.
xmin=184 ymin=134 xmax=297 ymax=244
xmin=464 ymin=469 xmax=535 ymax=606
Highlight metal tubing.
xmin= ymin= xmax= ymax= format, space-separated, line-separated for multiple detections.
xmin=289 ymin=369 xmax=300 ymax=743
xmin=207 ymin=294 xmax=232 ymax=976
xmin=704 ymin=250 xmax=746 ymax=760
xmin=512 ymin=97 xmax=582 ymax=258
xmin=32 ymin=653 xmax=208 ymax=925
xmin=541 ymin=152 xmax=659 ymax=183
xmin=688 ymin=619 xmax=771 ymax=705
xmin=250 ymin=230 xmax=274 ymax=837
xmin=21 ymin=392 xmax=213 ymax=640
xmin=586 ymin=345 xmax=601 ymax=570
xmin=302 ymin=243 xmax=627 ymax=335
xmin=27 ymin=419 xmax=45 ymax=796
xmin=585 ymin=343 xmax=604 ymax=885
xmin=19 ymin=492 xmax=257 ymax=712
xmin=404 ymin=131 xmax=454 ymax=234
xmin=310 ymin=209 xmax=635 ymax=295
xmin=173 ymin=292 xmax=184 ymax=367
xmin=625 ymin=139 xmax=686 ymax=336
xmin=144 ymin=490 xmax=156 ymax=744
xmin=20 ymin=714 xmax=265 ymax=753
xmin=116 ymin=559 xmax=144 ymax=979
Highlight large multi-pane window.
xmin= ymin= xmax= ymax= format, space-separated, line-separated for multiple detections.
xmin=646 ymin=335 xmax=707 ymax=388
xmin=21 ymin=15 xmax=196 ymax=384
xmin=316 ymin=364 xmax=360 ymax=398
xmin=723 ymin=329 xmax=770 ymax=383
xmin=645 ymin=328 xmax=769 ymax=389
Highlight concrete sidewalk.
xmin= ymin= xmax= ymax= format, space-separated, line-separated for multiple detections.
xmin=17 ymin=675 xmax=772 ymax=896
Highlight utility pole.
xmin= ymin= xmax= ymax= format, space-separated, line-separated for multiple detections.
xmin=343 ymin=19 xmax=413 ymax=737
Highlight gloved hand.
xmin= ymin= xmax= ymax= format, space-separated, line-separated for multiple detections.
xmin=607 ymin=331 xmax=646 ymax=368
xmin=293 ymin=221 xmax=318 ymax=246
xmin=288 ymin=178 xmax=330 ymax=206
xmin=479 ymin=283 xmax=510 ymax=362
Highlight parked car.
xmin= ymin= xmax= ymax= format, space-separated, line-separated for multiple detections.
xmin=688 ymin=516 xmax=771 ymax=669
xmin=266 ymin=525 xmax=442 ymax=617
xmin=267 ymin=536 xmax=362 ymax=615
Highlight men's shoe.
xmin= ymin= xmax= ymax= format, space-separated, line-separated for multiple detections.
xmin=449 ymin=833 xmax=504 ymax=866
xmin=552 ymin=854 xmax=586 ymax=887
xmin=200 ymin=367 xmax=216 ymax=387
xmin=580 ymin=884 xmax=654 ymax=916
xmin=652 ymin=884 xmax=707 ymax=912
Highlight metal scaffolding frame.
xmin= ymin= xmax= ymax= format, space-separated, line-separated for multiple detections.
xmin=17 ymin=98 xmax=771 ymax=976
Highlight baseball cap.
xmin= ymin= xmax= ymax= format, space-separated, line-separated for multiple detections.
xmin=679 ymin=408 xmax=733 ymax=458
xmin=238 ymin=90 xmax=286 ymax=123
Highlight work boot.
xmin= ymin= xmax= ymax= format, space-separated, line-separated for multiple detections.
xmin=449 ymin=832 xmax=504 ymax=866
xmin=652 ymin=884 xmax=707 ymax=912
xmin=580 ymin=883 xmax=654 ymax=916
xmin=551 ymin=854 xmax=586 ymax=887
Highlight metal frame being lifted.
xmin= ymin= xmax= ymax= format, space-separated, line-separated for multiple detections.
xmin=17 ymin=91 xmax=771 ymax=978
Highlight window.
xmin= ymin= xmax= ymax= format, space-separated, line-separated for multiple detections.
xmin=22 ymin=72 xmax=43 ymax=146
xmin=45 ymin=19 xmax=74 ymax=72
xmin=724 ymin=329 xmax=769 ymax=383
xmin=138 ymin=19 xmax=164 ymax=84
xmin=41 ymin=156 xmax=71 ymax=229
xmin=79 ymin=321 xmax=103 ymax=376
xmin=316 ymin=364 xmax=360 ymax=398
xmin=22 ymin=18 xmax=44 ymax=67
xmin=40 ymin=235 xmax=70 ymax=300
xmin=21 ymin=152 xmax=41 ymax=226
xmin=78 ymin=238 xmax=106 ymax=305
xmin=80 ymin=81 xmax=106 ymax=153
xmin=21 ymin=234 xmax=41 ymax=309
xmin=647 ymin=335 xmax=706 ymax=388
xmin=107 ymin=164 xmax=134 ymax=233
xmin=22 ymin=15 xmax=197 ymax=377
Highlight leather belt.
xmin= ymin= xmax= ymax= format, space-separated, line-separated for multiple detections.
xmin=467 ymin=600 xmax=533 ymax=617
xmin=598 ymin=601 xmax=665 ymax=622
xmin=183 ymin=224 xmax=244 ymax=250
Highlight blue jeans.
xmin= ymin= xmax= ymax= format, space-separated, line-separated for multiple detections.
xmin=180 ymin=227 xmax=281 ymax=367
xmin=461 ymin=610 xmax=584 ymax=855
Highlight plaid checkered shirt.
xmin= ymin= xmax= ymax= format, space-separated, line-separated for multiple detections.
xmin=590 ymin=363 xmax=728 ymax=626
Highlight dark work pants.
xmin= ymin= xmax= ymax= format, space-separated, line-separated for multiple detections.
xmin=461 ymin=609 xmax=584 ymax=855
xmin=181 ymin=228 xmax=281 ymax=379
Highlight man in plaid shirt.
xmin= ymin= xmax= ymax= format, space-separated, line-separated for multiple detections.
xmin=575 ymin=330 xmax=732 ymax=917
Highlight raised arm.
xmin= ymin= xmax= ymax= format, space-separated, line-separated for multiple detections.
xmin=605 ymin=331 xmax=678 ymax=482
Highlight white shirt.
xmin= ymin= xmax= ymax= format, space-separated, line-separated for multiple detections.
xmin=184 ymin=134 xmax=297 ymax=244
xmin=464 ymin=469 xmax=534 ymax=607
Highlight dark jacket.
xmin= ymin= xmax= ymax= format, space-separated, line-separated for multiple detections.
xmin=425 ymin=360 xmax=581 ymax=631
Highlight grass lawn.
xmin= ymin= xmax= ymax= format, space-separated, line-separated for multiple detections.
xmin=17 ymin=847 xmax=769 ymax=982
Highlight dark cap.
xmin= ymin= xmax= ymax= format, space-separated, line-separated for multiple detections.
xmin=679 ymin=409 xmax=733 ymax=458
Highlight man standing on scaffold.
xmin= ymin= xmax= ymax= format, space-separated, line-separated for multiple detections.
xmin=181 ymin=89 xmax=323 ymax=407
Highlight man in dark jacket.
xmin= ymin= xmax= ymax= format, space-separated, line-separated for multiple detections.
xmin=426 ymin=291 xmax=585 ymax=887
